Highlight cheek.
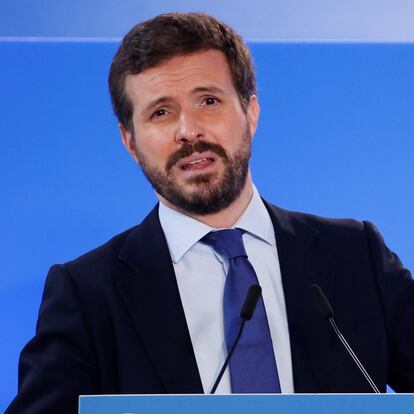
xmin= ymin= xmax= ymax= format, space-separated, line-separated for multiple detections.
xmin=134 ymin=127 xmax=177 ymax=162
xmin=215 ymin=117 xmax=248 ymax=147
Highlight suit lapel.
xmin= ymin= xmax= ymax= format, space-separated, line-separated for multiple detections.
xmin=265 ymin=202 xmax=338 ymax=392
xmin=117 ymin=205 xmax=203 ymax=393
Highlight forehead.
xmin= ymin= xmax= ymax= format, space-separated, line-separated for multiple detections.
xmin=124 ymin=49 xmax=237 ymax=105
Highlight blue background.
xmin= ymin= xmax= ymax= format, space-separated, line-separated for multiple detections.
xmin=1 ymin=8 xmax=414 ymax=410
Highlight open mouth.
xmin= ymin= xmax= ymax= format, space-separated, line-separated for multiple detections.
xmin=181 ymin=157 xmax=215 ymax=171
xmin=178 ymin=152 xmax=217 ymax=172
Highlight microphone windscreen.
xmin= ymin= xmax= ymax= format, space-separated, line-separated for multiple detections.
xmin=309 ymin=284 xmax=335 ymax=319
xmin=240 ymin=284 xmax=262 ymax=320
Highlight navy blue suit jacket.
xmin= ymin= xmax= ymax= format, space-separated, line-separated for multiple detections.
xmin=6 ymin=202 xmax=414 ymax=413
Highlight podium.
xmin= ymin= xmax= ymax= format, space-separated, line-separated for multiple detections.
xmin=79 ymin=394 xmax=414 ymax=414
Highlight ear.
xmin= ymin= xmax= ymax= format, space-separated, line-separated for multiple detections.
xmin=119 ymin=123 xmax=140 ymax=164
xmin=246 ymin=95 xmax=260 ymax=138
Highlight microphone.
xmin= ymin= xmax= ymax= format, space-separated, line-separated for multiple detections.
xmin=210 ymin=284 xmax=262 ymax=394
xmin=309 ymin=284 xmax=380 ymax=393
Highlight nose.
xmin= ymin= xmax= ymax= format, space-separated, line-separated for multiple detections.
xmin=175 ymin=109 xmax=204 ymax=144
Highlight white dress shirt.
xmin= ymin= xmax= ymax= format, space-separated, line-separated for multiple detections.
xmin=158 ymin=185 xmax=294 ymax=394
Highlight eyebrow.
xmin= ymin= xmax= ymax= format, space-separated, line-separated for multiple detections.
xmin=192 ymin=85 xmax=226 ymax=95
xmin=142 ymin=85 xmax=226 ymax=116
xmin=142 ymin=96 xmax=170 ymax=116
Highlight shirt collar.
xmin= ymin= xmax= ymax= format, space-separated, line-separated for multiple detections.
xmin=234 ymin=186 xmax=275 ymax=247
xmin=158 ymin=185 xmax=275 ymax=263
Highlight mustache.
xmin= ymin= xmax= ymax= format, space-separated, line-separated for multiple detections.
xmin=166 ymin=141 xmax=228 ymax=172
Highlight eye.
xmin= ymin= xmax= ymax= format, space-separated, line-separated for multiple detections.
xmin=203 ymin=97 xmax=220 ymax=106
xmin=151 ymin=108 xmax=168 ymax=119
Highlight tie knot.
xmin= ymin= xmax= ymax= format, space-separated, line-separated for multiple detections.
xmin=201 ymin=228 xmax=247 ymax=260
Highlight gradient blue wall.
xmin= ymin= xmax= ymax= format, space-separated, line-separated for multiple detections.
xmin=2 ymin=0 xmax=414 ymax=40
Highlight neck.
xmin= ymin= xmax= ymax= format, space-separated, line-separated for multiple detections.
xmin=159 ymin=173 xmax=254 ymax=229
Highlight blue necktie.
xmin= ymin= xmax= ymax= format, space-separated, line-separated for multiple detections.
xmin=201 ymin=228 xmax=281 ymax=393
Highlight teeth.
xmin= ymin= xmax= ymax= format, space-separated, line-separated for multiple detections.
xmin=188 ymin=158 xmax=209 ymax=165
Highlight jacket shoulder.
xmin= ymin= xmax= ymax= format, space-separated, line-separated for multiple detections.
xmin=61 ymin=205 xmax=161 ymax=280
xmin=265 ymin=201 xmax=367 ymax=241
xmin=58 ymin=226 xmax=133 ymax=279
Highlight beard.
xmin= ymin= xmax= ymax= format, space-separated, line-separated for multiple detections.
xmin=135 ymin=130 xmax=251 ymax=215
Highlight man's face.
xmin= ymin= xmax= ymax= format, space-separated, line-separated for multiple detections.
xmin=120 ymin=49 xmax=259 ymax=215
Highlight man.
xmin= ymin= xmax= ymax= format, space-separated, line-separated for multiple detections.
xmin=6 ymin=12 xmax=414 ymax=414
